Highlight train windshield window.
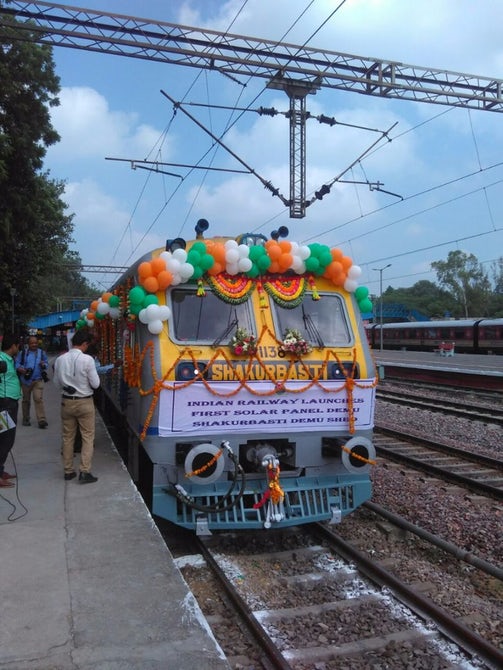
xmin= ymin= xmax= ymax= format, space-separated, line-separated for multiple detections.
xmin=169 ymin=288 xmax=255 ymax=344
xmin=271 ymin=292 xmax=352 ymax=346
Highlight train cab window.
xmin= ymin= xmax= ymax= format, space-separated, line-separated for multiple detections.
xmin=169 ymin=288 xmax=255 ymax=344
xmin=270 ymin=292 xmax=352 ymax=346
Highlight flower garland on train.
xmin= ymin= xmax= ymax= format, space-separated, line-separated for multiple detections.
xmin=77 ymin=236 xmax=376 ymax=441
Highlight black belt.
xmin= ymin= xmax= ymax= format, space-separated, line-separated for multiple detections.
xmin=62 ymin=395 xmax=93 ymax=400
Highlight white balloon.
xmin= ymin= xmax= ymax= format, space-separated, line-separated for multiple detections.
xmin=289 ymin=241 xmax=299 ymax=253
xmin=172 ymin=248 xmax=187 ymax=263
xmin=238 ymin=257 xmax=252 ymax=272
xmin=166 ymin=257 xmax=181 ymax=272
xmin=347 ymin=264 xmax=362 ymax=279
xmin=109 ymin=307 xmax=121 ymax=319
xmin=225 ymin=239 xmax=238 ymax=249
xmin=138 ymin=308 xmax=149 ymax=324
xmin=291 ymin=257 xmax=305 ymax=273
xmin=226 ymin=263 xmax=239 ymax=275
xmin=159 ymin=251 xmax=171 ymax=263
xmin=170 ymin=275 xmax=182 ymax=286
xmin=157 ymin=305 xmax=171 ymax=321
xmin=298 ymin=245 xmax=311 ymax=260
xmin=86 ymin=319 xmax=94 ymax=327
xmin=237 ymin=244 xmax=250 ymax=258
xmin=225 ymin=248 xmax=239 ymax=263
xmin=145 ymin=304 xmax=160 ymax=321
xmin=344 ymin=279 xmax=358 ymax=293
xmin=97 ymin=302 xmax=110 ymax=315
xmin=147 ymin=320 xmax=164 ymax=335
xmin=180 ymin=262 xmax=194 ymax=280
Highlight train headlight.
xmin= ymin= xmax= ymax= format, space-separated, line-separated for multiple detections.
xmin=175 ymin=361 xmax=210 ymax=381
xmin=330 ymin=362 xmax=360 ymax=380
xmin=184 ymin=443 xmax=225 ymax=485
xmin=341 ymin=437 xmax=375 ymax=474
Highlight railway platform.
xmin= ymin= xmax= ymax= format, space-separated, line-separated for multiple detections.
xmin=373 ymin=349 xmax=503 ymax=391
xmin=0 ymin=377 xmax=229 ymax=670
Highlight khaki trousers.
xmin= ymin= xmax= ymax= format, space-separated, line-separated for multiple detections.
xmin=22 ymin=380 xmax=47 ymax=424
xmin=61 ymin=397 xmax=95 ymax=474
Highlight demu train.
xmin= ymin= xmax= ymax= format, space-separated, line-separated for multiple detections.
xmin=83 ymin=222 xmax=377 ymax=533
xmin=366 ymin=319 xmax=503 ymax=355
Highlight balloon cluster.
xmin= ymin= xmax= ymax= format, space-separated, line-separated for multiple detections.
xmin=128 ymin=285 xmax=171 ymax=335
xmin=133 ymin=238 xmax=364 ymax=293
xmin=354 ymin=286 xmax=373 ymax=313
xmin=76 ymin=292 xmax=121 ymax=329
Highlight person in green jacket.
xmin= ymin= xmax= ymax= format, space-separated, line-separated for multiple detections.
xmin=0 ymin=333 xmax=22 ymax=487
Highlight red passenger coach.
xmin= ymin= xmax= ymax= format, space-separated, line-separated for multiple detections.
xmin=366 ymin=319 xmax=503 ymax=355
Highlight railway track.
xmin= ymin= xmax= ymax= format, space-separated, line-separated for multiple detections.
xmin=376 ymin=389 xmax=503 ymax=425
xmin=374 ymin=426 xmax=503 ymax=499
xmin=174 ymin=525 xmax=503 ymax=669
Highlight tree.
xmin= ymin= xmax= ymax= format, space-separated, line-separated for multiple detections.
xmin=381 ymin=281 xmax=454 ymax=319
xmin=0 ymin=5 xmax=84 ymax=330
xmin=431 ymin=250 xmax=491 ymax=317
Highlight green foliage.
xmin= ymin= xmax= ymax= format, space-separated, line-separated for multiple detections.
xmin=431 ymin=250 xmax=492 ymax=317
xmin=0 ymin=8 xmax=92 ymax=329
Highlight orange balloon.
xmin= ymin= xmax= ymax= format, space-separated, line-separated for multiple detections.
xmin=156 ymin=270 xmax=173 ymax=290
xmin=101 ymin=292 xmax=113 ymax=303
xmin=87 ymin=312 xmax=96 ymax=320
xmin=211 ymin=243 xmax=226 ymax=265
xmin=90 ymin=300 xmax=99 ymax=312
xmin=150 ymin=257 xmax=166 ymax=276
xmin=143 ymin=275 xmax=159 ymax=293
xmin=331 ymin=248 xmax=344 ymax=262
xmin=267 ymin=243 xmax=281 ymax=260
xmin=278 ymin=253 xmax=293 ymax=271
xmin=332 ymin=272 xmax=346 ymax=287
xmin=207 ymin=262 xmax=223 ymax=276
xmin=326 ymin=260 xmax=343 ymax=279
xmin=138 ymin=261 xmax=153 ymax=279
xmin=278 ymin=240 xmax=292 ymax=253
xmin=268 ymin=260 xmax=280 ymax=274
xmin=341 ymin=255 xmax=353 ymax=270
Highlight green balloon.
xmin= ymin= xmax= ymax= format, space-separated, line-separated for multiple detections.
xmin=305 ymin=256 xmax=320 ymax=273
xmin=355 ymin=286 xmax=369 ymax=301
xmin=129 ymin=286 xmax=146 ymax=305
xmin=143 ymin=294 xmax=159 ymax=307
xmin=190 ymin=241 xmax=206 ymax=255
xmin=246 ymin=264 xmax=260 ymax=278
xmin=200 ymin=254 xmax=214 ymax=271
xmin=76 ymin=319 xmax=86 ymax=329
xmin=95 ymin=311 xmax=105 ymax=320
xmin=359 ymin=298 xmax=373 ymax=313
xmin=109 ymin=294 xmax=120 ymax=308
xmin=129 ymin=303 xmax=142 ymax=316
xmin=257 ymin=254 xmax=272 ymax=271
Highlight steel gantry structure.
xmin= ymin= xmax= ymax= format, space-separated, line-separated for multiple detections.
xmin=1 ymin=1 xmax=502 ymax=217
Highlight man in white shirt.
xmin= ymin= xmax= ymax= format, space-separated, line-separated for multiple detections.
xmin=53 ymin=329 xmax=100 ymax=483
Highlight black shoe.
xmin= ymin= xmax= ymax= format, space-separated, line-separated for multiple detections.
xmin=22 ymin=419 xmax=31 ymax=427
xmin=64 ymin=472 xmax=77 ymax=481
xmin=38 ymin=420 xmax=48 ymax=429
xmin=79 ymin=472 xmax=98 ymax=484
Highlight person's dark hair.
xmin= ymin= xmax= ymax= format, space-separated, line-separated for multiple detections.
xmin=1 ymin=333 xmax=19 ymax=351
xmin=72 ymin=329 xmax=93 ymax=346
xmin=86 ymin=343 xmax=99 ymax=358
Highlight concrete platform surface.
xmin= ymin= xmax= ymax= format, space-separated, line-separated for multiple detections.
xmin=0 ymin=377 xmax=229 ymax=669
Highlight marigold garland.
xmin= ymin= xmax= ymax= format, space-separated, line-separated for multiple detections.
xmin=134 ymin=330 xmax=378 ymax=440
xmin=185 ymin=449 xmax=223 ymax=478
xmin=207 ymin=273 xmax=255 ymax=304
xmin=264 ymin=276 xmax=306 ymax=308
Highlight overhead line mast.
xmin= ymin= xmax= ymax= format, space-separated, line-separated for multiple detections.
xmin=1 ymin=1 xmax=502 ymax=217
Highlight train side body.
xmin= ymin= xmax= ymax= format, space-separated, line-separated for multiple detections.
xmin=98 ymin=234 xmax=378 ymax=533
xmin=367 ymin=319 xmax=503 ymax=354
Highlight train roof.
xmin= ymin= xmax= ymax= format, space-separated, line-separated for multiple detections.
xmin=368 ymin=318 xmax=503 ymax=330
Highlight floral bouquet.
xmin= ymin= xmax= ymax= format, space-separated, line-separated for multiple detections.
xmin=278 ymin=328 xmax=312 ymax=357
xmin=230 ymin=327 xmax=257 ymax=356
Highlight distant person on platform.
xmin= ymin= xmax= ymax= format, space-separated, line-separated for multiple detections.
xmin=15 ymin=335 xmax=50 ymax=429
xmin=53 ymin=329 xmax=100 ymax=484
xmin=0 ymin=334 xmax=22 ymax=488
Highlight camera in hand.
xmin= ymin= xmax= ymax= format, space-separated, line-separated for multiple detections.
xmin=41 ymin=370 xmax=49 ymax=383
xmin=24 ymin=367 xmax=34 ymax=380
xmin=0 ymin=360 xmax=7 ymax=374
xmin=63 ymin=384 xmax=77 ymax=395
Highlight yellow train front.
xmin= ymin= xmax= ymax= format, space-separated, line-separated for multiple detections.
xmin=95 ymin=223 xmax=377 ymax=534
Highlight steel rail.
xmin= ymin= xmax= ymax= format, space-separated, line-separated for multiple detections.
xmin=313 ymin=523 xmax=503 ymax=670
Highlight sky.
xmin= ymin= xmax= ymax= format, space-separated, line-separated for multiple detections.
xmin=28 ymin=0 xmax=503 ymax=297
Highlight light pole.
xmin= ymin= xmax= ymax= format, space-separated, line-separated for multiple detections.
xmin=10 ymin=288 xmax=16 ymax=334
xmin=372 ymin=264 xmax=391 ymax=351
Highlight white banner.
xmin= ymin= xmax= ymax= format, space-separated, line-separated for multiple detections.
xmin=158 ymin=381 xmax=375 ymax=437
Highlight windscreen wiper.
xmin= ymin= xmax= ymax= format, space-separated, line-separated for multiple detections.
xmin=302 ymin=306 xmax=325 ymax=348
xmin=212 ymin=314 xmax=239 ymax=348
